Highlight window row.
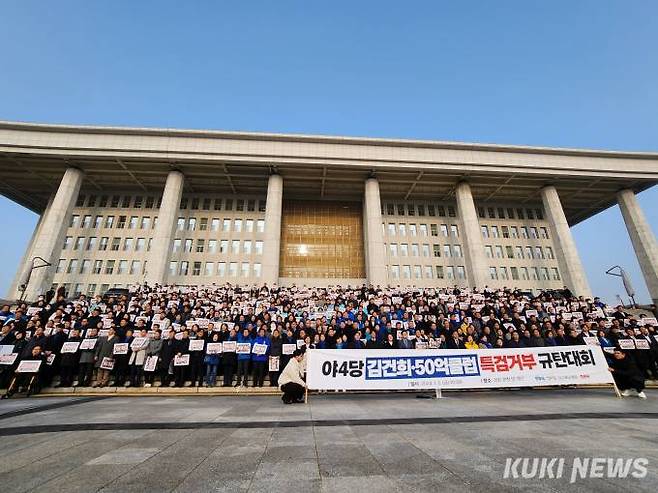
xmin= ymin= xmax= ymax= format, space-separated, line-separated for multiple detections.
xmin=477 ymin=206 xmax=544 ymax=221
xmin=74 ymin=194 xmax=266 ymax=213
xmin=481 ymin=225 xmax=549 ymax=240
xmin=168 ymin=261 xmax=262 ymax=278
xmin=176 ymin=217 xmax=265 ymax=233
xmin=179 ymin=197 xmax=266 ymax=212
xmin=63 ymin=236 xmax=153 ymax=252
xmin=70 ymin=214 xmax=158 ymax=230
xmin=385 ymin=223 xmax=459 ymax=237
xmin=75 ymin=195 xmax=162 ymax=209
xmin=484 ymin=245 xmax=555 ymax=260
xmin=386 ymin=243 xmax=463 ymax=258
xmin=172 ymin=239 xmax=264 ymax=255
xmin=383 ymin=203 xmax=457 ymax=218
xmin=56 ymin=259 xmax=147 ymax=276
xmin=388 ymin=265 xmax=467 ymax=280
xmin=489 ymin=266 xmax=561 ymax=281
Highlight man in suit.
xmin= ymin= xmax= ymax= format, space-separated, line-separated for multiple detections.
xmin=93 ymin=327 xmax=118 ymax=387
xmin=446 ymin=331 xmax=464 ymax=349
xmin=397 ymin=330 xmax=414 ymax=349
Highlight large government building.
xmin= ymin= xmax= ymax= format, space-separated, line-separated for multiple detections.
xmin=0 ymin=121 xmax=656 ymax=304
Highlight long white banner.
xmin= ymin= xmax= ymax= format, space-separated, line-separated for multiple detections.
xmin=306 ymin=346 xmax=614 ymax=390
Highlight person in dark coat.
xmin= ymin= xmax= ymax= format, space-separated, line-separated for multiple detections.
xmin=609 ymin=347 xmax=647 ymax=399
xmin=77 ymin=328 xmax=98 ymax=387
xmin=173 ymin=330 xmax=190 ymax=387
xmin=221 ymin=329 xmax=238 ymax=387
xmin=57 ymin=329 xmax=82 ymax=387
xmin=159 ymin=330 xmax=177 ymax=387
xmin=268 ymin=328 xmax=283 ymax=387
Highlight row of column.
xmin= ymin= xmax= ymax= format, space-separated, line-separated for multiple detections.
xmin=12 ymin=168 xmax=658 ymax=305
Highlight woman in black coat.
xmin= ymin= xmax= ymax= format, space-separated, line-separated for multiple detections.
xmin=159 ymin=330 xmax=177 ymax=386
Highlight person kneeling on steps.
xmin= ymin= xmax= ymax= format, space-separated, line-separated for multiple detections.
xmin=279 ymin=349 xmax=305 ymax=404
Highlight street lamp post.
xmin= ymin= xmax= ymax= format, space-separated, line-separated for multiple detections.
xmin=18 ymin=256 xmax=52 ymax=303
xmin=605 ymin=265 xmax=636 ymax=308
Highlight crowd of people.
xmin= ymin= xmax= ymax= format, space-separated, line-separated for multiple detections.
xmin=1 ymin=283 xmax=656 ymax=400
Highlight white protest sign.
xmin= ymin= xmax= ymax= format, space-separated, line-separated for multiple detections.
xmin=79 ymin=338 xmax=97 ymax=350
xmin=582 ymin=337 xmax=600 ymax=346
xmin=635 ymin=339 xmax=650 ymax=350
xmin=174 ymin=354 xmax=190 ymax=366
xmin=189 ymin=339 xmax=205 ymax=351
xmin=0 ymin=345 xmax=14 ymax=355
xmin=0 ymin=353 xmax=18 ymax=365
xmin=618 ymin=339 xmax=635 ymax=350
xmin=144 ymin=356 xmax=158 ymax=372
xmin=282 ymin=344 xmax=296 ymax=355
xmin=236 ymin=343 xmax=251 ymax=354
xmin=269 ymin=356 xmax=279 ymax=372
xmin=17 ymin=360 xmax=42 ymax=373
xmin=100 ymin=357 xmax=115 ymax=370
xmin=206 ymin=343 xmax=222 ymax=355
xmin=252 ymin=343 xmax=267 ymax=355
xmin=60 ymin=342 xmax=80 ymax=353
xmin=46 ymin=354 xmax=56 ymax=365
xmin=130 ymin=337 xmax=149 ymax=351
xmin=113 ymin=343 xmax=129 ymax=355
xmin=222 ymin=341 xmax=237 ymax=352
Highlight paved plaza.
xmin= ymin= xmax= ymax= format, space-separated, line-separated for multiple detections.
xmin=0 ymin=389 xmax=657 ymax=492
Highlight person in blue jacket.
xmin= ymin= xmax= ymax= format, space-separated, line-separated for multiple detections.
xmin=251 ymin=327 xmax=271 ymax=387
xmin=235 ymin=327 xmax=253 ymax=387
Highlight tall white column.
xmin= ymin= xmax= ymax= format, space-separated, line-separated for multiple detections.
xmin=23 ymin=168 xmax=84 ymax=301
xmin=540 ymin=185 xmax=592 ymax=298
xmin=262 ymin=174 xmax=283 ymax=285
xmin=364 ymin=178 xmax=387 ymax=287
xmin=617 ymin=189 xmax=658 ymax=305
xmin=455 ymin=181 xmax=489 ymax=289
xmin=8 ymin=194 xmax=54 ymax=299
xmin=146 ymin=170 xmax=184 ymax=286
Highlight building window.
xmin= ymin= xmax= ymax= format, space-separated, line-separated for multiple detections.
xmin=192 ymin=262 xmax=201 ymax=276
xmin=388 ymin=223 xmax=396 ymax=236
xmin=256 ymin=219 xmax=265 ymax=233
xmin=245 ymin=219 xmax=254 ymax=233
xmin=456 ymin=266 xmax=466 ymax=280
xmin=398 ymin=224 xmax=406 ymax=236
xmin=208 ymin=240 xmax=217 ymax=253
xmin=130 ymin=260 xmax=141 ymax=275
xmin=489 ymin=267 xmax=498 ymax=280
xmin=220 ymin=240 xmax=228 ymax=254
xmin=234 ymin=219 xmax=242 ymax=232
xmin=179 ymin=261 xmax=189 ymax=276
xmin=117 ymin=215 xmax=126 ymax=229
xmin=402 ymin=265 xmax=411 ymax=279
xmin=255 ymin=241 xmax=263 ymax=255
xmin=399 ymin=244 xmax=408 ymax=257
xmin=177 ymin=217 xmax=185 ymax=231
xmin=253 ymin=263 xmax=262 ymax=278
xmin=485 ymin=245 xmax=493 ymax=258
xmin=422 ymin=244 xmax=430 ymax=257
xmin=500 ymin=267 xmax=509 ymax=281
xmin=243 ymin=240 xmax=252 ymax=255
xmin=390 ymin=265 xmax=400 ymax=279
xmin=409 ymin=224 xmax=417 ymax=236
xmin=446 ymin=266 xmax=455 ymax=280
xmin=184 ymin=239 xmax=193 ymax=252
xmin=552 ymin=267 xmax=561 ymax=280
xmin=69 ymin=215 xmax=80 ymax=228
xmin=232 ymin=240 xmax=240 ymax=255
xmin=117 ymin=260 xmax=128 ymax=275
xmin=223 ymin=219 xmax=231 ymax=232
xmin=93 ymin=260 xmax=102 ymax=274
xmin=495 ymin=245 xmax=503 ymax=258
xmin=105 ymin=260 xmax=115 ymax=275
xmin=82 ymin=215 xmax=92 ymax=228
xmin=204 ymin=262 xmax=214 ymax=276
xmin=196 ymin=239 xmax=205 ymax=253
xmin=188 ymin=218 xmax=197 ymax=231
xmin=545 ymin=247 xmax=554 ymax=259
xmin=111 ymin=238 xmax=120 ymax=251
xmin=510 ymin=226 xmax=518 ymax=238
xmin=74 ymin=237 xmax=84 ymax=250
xmin=411 ymin=244 xmax=419 ymax=257
xmin=481 ymin=226 xmax=489 ymax=238
xmin=435 ymin=266 xmax=444 ymax=279
xmin=540 ymin=227 xmax=549 ymax=239
xmin=229 ymin=262 xmax=238 ymax=277
xmin=453 ymin=245 xmax=463 ymax=257
xmin=510 ymin=267 xmax=519 ymax=280
xmin=218 ymin=262 xmax=226 ymax=277
xmin=199 ymin=218 xmax=208 ymax=231
xmin=241 ymin=262 xmax=250 ymax=277
xmin=413 ymin=265 xmax=422 ymax=279
xmin=123 ymin=238 xmax=133 ymax=251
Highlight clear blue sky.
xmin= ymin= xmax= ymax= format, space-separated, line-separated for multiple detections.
xmin=1 ymin=1 xmax=656 ymax=303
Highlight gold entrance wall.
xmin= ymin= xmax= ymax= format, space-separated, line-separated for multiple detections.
xmin=280 ymin=200 xmax=365 ymax=279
